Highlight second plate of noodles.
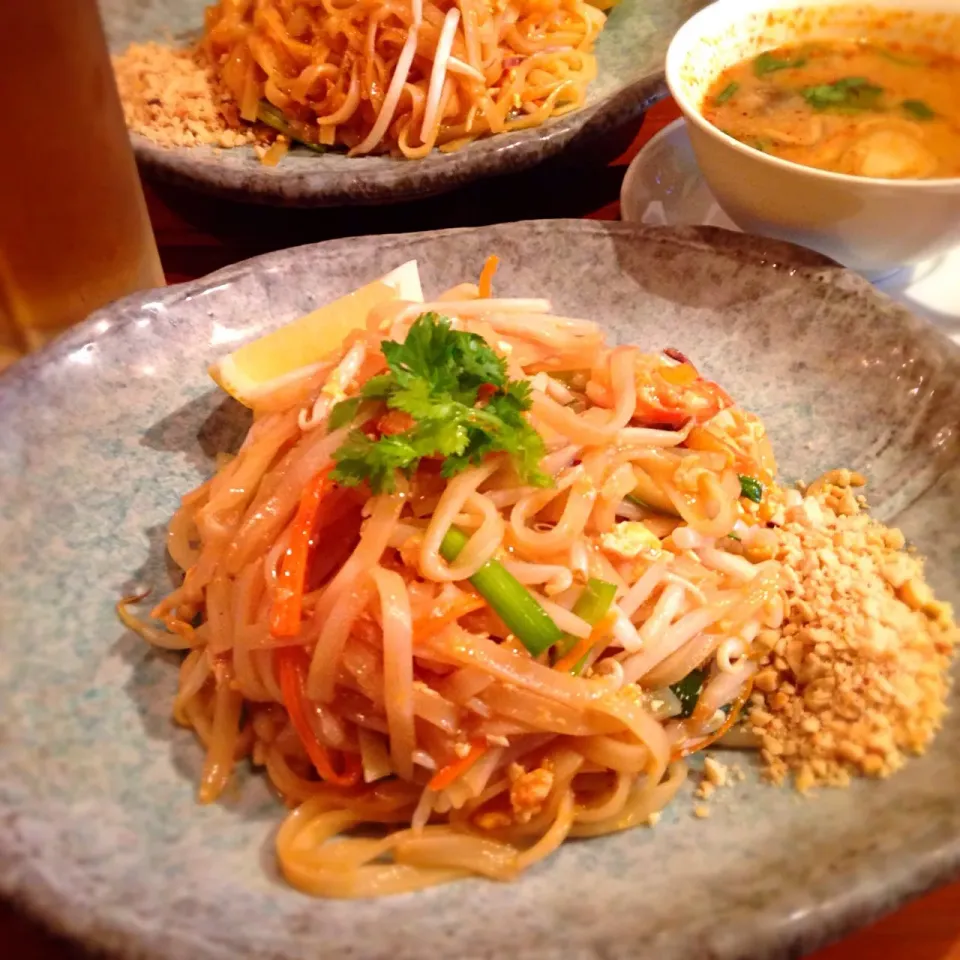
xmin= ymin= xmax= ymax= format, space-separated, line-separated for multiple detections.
xmin=203 ymin=0 xmax=607 ymax=160
xmin=104 ymin=0 xmax=709 ymax=203
xmin=123 ymin=256 xmax=860 ymax=898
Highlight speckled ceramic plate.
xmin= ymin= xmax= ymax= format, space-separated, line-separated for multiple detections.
xmin=99 ymin=0 xmax=707 ymax=206
xmin=2 ymin=221 xmax=960 ymax=960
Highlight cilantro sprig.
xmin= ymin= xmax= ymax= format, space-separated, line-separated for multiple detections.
xmin=801 ymin=77 xmax=884 ymax=112
xmin=329 ymin=313 xmax=549 ymax=493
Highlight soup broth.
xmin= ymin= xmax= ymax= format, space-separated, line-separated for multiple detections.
xmin=702 ymin=39 xmax=960 ymax=179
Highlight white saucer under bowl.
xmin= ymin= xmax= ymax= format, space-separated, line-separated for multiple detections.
xmin=621 ymin=118 xmax=960 ymax=339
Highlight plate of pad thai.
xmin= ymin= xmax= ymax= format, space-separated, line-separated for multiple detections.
xmin=1 ymin=221 xmax=959 ymax=960
xmin=104 ymin=0 xmax=708 ymax=204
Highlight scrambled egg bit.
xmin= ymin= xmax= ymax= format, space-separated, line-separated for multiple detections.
xmin=600 ymin=521 xmax=662 ymax=560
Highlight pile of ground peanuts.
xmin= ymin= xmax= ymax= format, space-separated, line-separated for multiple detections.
xmin=740 ymin=470 xmax=957 ymax=791
xmin=112 ymin=42 xmax=269 ymax=152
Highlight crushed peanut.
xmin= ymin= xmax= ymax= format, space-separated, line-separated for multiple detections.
xmin=693 ymin=805 xmax=711 ymax=819
xmin=112 ymin=42 xmax=268 ymax=149
xmin=695 ymin=780 xmax=715 ymax=800
xmin=753 ymin=476 xmax=957 ymax=790
xmin=694 ymin=754 xmax=735 ymax=802
xmin=703 ymin=756 xmax=729 ymax=788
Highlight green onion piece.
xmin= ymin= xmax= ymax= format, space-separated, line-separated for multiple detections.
xmin=440 ymin=527 xmax=564 ymax=656
xmin=568 ymin=578 xmax=617 ymax=675
xmin=553 ymin=577 xmax=618 ymax=670
xmin=714 ymin=81 xmax=740 ymax=104
xmin=739 ymin=475 xmax=763 ymax=503
xmin=670 ymin=667 xmax=708 ymax=718
xmin=573 ymin=578 xmax=617 ymax=625
xmin=257 ymin=101 xmax=327 ymax=153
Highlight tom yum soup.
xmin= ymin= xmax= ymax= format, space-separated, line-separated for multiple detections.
xmin=701 ymin=41 xmax=960 ymax=179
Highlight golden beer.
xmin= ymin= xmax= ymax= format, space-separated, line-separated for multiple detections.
xmin=0 ymin=1 xmax=164 ymax=369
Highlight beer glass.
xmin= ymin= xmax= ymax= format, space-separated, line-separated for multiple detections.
xmin=0 ymin=1 xmax=165 ymax=370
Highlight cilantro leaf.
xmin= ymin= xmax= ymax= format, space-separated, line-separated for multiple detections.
xmin=328 ymin=396 xmax=362 ymax=431
xmin=330 ymin=313 xmax=549 ymax=493
xmin=902 ymin=98 xmax=935 ymax=120
xmin=479 ymin=382 xmax=548 ymax=485
xmin=330 ymin=431 xmax=417 ymax=493
xmin=360 ymin=374 xmax=394 ymax=399
xmin=739 ymin=475 xmax=764 ymax=503
xmin=753 ymin=51 xmax=807 ymax=75
xmin=387 ymin=378 xmax=455 ymax=421
xmin=452 ymin=330 xmax=508 ymax=391
xmin=380 ymin=313 xmax=506 ymax=399
xmin=382 ymin=313 xmax=455 ymax=387
xmin=801 ymin=77 xmax=884 ymax=112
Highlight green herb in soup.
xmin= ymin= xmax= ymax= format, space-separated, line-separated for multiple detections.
xmin=753 ymin=50 xmax=809 ymax=75
xmin=702 ymin=39 xmax=960 ymax=179
xmin=902 ymin=98 xmax=936 ymax=120
xmin=801 ymin=77 xmax=884 ymax=112
xmin=714 ymin=81 xmax=740 ymax=104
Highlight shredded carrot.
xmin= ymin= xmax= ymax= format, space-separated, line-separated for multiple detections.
xmin=428 ymin=741 xmax=487 ymax=791
xmin=478 ymin=254 xmax=499 ymax=298
xmin=414 ymin=593 xmax=487 ymax=642
xmin=553 ymin=613 xmax=616 ymax=674
xmin=553 ymin=635 xmax=594 ymax=673
xmin=270 ymin=468 xmax=331 ymax=637
xmin=673 ymin=680 xmax=755 ymax=760
xmin=275 ymin=647 xmax=361 ymax=786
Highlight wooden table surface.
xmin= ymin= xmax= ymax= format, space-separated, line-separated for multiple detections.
xmin=6 ymin=97 xmax=960 ymax=959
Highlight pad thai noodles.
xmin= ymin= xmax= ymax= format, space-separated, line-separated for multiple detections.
xmin=124 ymin=258 xmax=812 ymax=898
xmin=198 ymin=0 xmax=607 ymax=160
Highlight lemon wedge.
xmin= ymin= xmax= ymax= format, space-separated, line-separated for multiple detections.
xmin=209 ymin=260 xmax=423 ymax=407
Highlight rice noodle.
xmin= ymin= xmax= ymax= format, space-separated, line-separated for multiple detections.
xmin=136 ymin=269 xmax=788 ymax=900
xmin=421 ymin=8 xmax=460 ymax=143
